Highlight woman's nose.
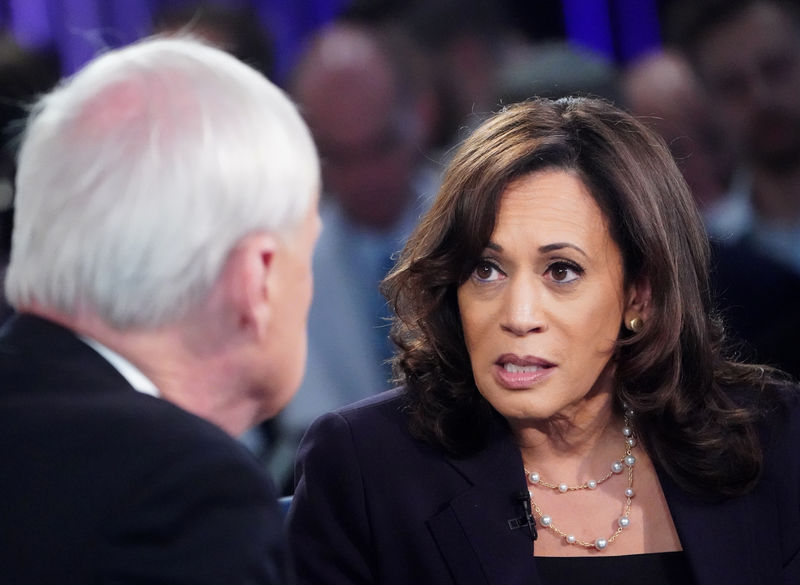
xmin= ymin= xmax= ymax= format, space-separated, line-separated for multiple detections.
xmin=500 ymin=275 xmax=547 ymax=336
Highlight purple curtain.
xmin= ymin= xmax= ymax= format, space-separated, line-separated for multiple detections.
xmin=562 ymin=0 xmax=660 ymax=63
xmin=8 ymin=0 xmax=52 ymax=48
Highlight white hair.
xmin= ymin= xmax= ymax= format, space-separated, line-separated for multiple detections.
xmin=5 ymin=36 xmax=319 ymax=328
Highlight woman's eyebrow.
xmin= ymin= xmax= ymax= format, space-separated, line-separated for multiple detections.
xmin=484 ymin=241 xmax=588 ymax=258
xmin=539 ymin=242 xmax=588 ymax=258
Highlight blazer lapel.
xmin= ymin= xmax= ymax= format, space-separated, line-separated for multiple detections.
xmin=658 ymin=465 xmax=781 ymax=584
xmin=426 ymin=417 xmax=541 ymax=585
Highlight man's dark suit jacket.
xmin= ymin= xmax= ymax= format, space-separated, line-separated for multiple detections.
xmin=289 ymin=387 xmax=800 ymax=585
xmin=0 ymin=314 xmax=287 ymax=584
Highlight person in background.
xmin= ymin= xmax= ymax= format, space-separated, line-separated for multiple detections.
xmin=621 ymin=49 xmax=800 ymax=377
xmin=288 ymin=97 xmax=799 ymax=585
xmin=670 ymin=0 xmax=800 ymax=273
xmin=396 ymin=0 xmax=512 ymax=151
xmin=666 ymin=0 xmax=800 ymax=377
xmin=0 ymin=36 xmax=320 ymax=583
xmin=620 ymin=49 xmax=735 ymax=218
xmin=271 ymin=20 xmax=438 ymax=493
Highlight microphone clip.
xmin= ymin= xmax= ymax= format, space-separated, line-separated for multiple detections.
xmin=507 ymin=490 xmax=537 ymax=541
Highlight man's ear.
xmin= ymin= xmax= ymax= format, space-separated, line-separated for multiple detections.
xmin=623 ymin=277 xmax=652 ymax=329
xmin=221 ymin=233 xmax=278 ymax=339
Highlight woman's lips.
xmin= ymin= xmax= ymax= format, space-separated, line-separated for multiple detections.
xmin=493 ymin=354 xmax=556 ymax=389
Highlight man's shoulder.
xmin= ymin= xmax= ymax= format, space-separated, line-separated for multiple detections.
xmin=3 ymin=374 xmax=262 ymax=477
xmin=0 ymin=320 xmax=267 ymax=489
xmin=0 ymin=313 xmax=132 ymax=394
xmin=0 ymin=363 xmax=282 ymax=584
xmin=0 ymin=315 xmax=251 ymax=459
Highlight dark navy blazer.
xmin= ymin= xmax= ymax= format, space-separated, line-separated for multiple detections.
xmin=0 ymin=314 xmax=288 ymax=584
xmin=288 ymin=387 xmax=800 ymax=584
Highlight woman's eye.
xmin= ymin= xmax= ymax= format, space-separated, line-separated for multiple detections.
xmin=546 ymin=261 xmax=582 ymax=283
xmin=473 ymin=260 xmax=502 ymax=282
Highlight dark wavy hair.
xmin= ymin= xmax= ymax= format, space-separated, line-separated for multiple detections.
xmin=382 ymin=97 xmax=787 ymax=498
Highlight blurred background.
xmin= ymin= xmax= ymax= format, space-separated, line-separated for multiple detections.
xmin=0 ymin=0 xmax=666 ymax=82
xmin=3 ymin=0 xmax=800 ymax=494
xmin=0 ymin=0 xmax=676 ymax=347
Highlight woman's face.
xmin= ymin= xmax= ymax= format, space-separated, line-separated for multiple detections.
xmin=457 ymin=169 xmax=636 ymax=428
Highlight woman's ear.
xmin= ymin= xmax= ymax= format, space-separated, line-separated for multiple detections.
xmin=623 ymin=277 xmax=652 ymax=332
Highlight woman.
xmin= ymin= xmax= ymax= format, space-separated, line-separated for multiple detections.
xmin=287 ymin=97 xmax=800 ymax=584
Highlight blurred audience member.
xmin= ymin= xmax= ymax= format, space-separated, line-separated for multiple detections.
xmin=622 ymin=46 xmax=800 ymax=378
xmin=398 ymin=0 xmax=512 ymax=150
xmin=273 ymin=21 xmax=438 ymax=493
xmin=670 ymin=0 xmax=800 ymax=275
xmin=666 ymin=0 xmax=800 ymax=377
xmin=621 ymin=49 xmax=735 ymax=218
xmin=0 ymin=37 xmax=319 ymax=582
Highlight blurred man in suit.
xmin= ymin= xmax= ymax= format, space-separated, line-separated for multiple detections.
xmin=0 ymin=36 xmax=320 ymax=583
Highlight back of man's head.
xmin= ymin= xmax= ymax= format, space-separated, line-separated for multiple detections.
xmin=6 ymin=37 xmax=319 ymax=329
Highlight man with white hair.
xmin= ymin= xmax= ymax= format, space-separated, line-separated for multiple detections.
xmin=0 ymin=36 xmax=320 ymax=583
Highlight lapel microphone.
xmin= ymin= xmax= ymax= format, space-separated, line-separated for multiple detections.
xmin=508 ymin=490 xmax=538 ymax=541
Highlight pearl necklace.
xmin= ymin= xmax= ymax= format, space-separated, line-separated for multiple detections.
xmin=524 ymin=412 xmax=637 ymax=551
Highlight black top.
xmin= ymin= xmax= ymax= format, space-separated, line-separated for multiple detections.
xmin=536 ymin=551 xmax=695 ymax=585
